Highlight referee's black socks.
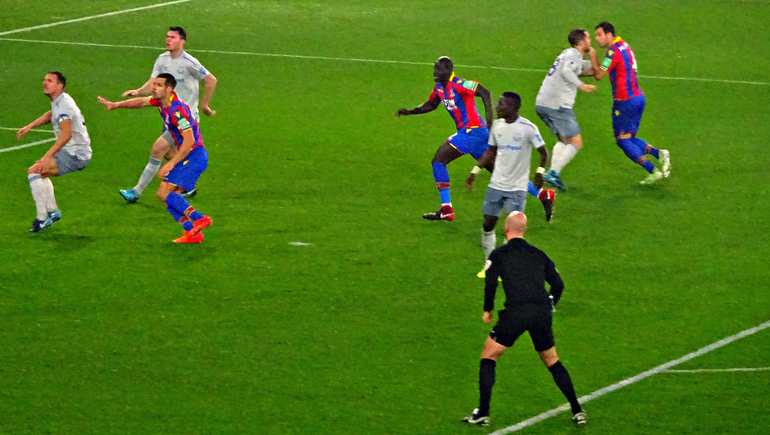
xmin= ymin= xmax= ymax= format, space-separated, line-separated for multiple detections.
xmin=478 ymin=358 xmax=496 ymax=416
xmin=547 ymin=361 xmax=582 ymax=414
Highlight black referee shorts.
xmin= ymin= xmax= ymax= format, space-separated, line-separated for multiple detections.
xmin=489 ymin=303 xmax=554 ymax=352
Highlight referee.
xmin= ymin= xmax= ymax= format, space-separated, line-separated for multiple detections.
xmin=463 ymin=211 xmax=586 ymax=426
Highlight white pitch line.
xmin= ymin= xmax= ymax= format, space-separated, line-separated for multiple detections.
xmin=1 ymin=37 xmax=768 ymax=86
xmin=666 ymin=367 xmax=770 ymax=373
xmin=0 ymin=127 xmax=53 ymax=133
xmin=0 ymin=0 xmax=192 ymax=37
xmin=488 ymin=319 xmax=770 ymax=435
xmin=0 ymin=137 xmax=56 ymax=154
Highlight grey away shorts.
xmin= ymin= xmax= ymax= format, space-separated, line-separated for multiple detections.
xmin=535 ymin=105 xmax=581 ymax=139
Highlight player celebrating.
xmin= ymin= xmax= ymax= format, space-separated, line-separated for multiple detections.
xmin=590 ymin=21 xmax=670 ymax=184
xmin=474 ymin=92 xmax=550 ymax=278
xmin=117 ymin=26 xmax=217 ymax=202
xmin=535 ymin=29 xmax=596 ymax=191
xmin=98 ymin=73 xmax=212 ymax=243
xmin=17 ymin=72 xmax=92 ymax=233
xmin=396 ymin=56 xmax=494 ymax=221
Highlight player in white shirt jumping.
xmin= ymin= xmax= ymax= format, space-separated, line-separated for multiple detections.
xmin=475 ymin=92 xmax=549 ymax=278
xmin=117 ymin=26 xmax=217 ymax=202
xmin=17 ymin=72 xmax=92 ymax=233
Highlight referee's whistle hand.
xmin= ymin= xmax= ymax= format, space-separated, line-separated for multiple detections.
xmin=483 ymin=312 xmax=493 ymax=324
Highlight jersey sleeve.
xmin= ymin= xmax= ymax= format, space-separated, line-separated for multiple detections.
xmin=455 ymin=78 xmax=478 ymax=96
xmin=170 ymin=105 xmax=192 ymax=132
xmin=428 ymin=85 xmax=441 ymax=102
xmin=55 ymin=99 xmax=75 ymax=122
xmin=559 ymin=56 xmax=585 ymax=87
xmin=151 ymin=56 xmax=163 ymax=78
xmin=488 ymin=121 xmax=499 ymax=146
xmin=186 ymin=55 xmax=209 ymax=81
xmin=528 ymin=124 xmax=546 ymax=148
xmin=484 ymin=250 xmax=500 ymax=312
xmin=601 ymin=49 xmax=617 ymax=71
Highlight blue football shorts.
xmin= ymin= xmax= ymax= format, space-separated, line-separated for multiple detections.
xmin=447 ymin=126 xmax=489 ymax=160
xmin=612 ymin=95 xmax=646 ymax=136
xmin=164 ymin=146 xmax=208 ymax=192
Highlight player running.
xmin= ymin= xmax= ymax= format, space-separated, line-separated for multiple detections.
xmin=590 ymin=21 xmax=670 ymax=184
xmin=98 ymin=73 xmax=212 ymax=243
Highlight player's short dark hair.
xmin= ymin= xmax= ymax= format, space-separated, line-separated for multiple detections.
xmin=169 ymin=26 xmax=187 ymax=40
xmin=501 ymin=91 xmax=521 ymax=108
xmin=48 ymin=71 xmax=66 ymax=88
xmin=568 ymin=29 xmax=587 ymax=47
xmin=595 ymin=21 xmax=615 ymax=36
xmin=157 ymin=73 xmax=177 ymax=89
xmin=436 ymin=56 xmax=453 ymax=70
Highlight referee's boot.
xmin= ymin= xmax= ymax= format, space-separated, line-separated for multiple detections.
xmin=462 ymin=408 xmax=490 ymax=426
xmin=423 ymin=204 xmax=455 ymax=221
xmin=538 ymin=189 xmax=555 ymax=222
xmin=543 ymin=169 xmax=566 ymax=191
xmin=572 ymin=411 xmax=587 ymax=425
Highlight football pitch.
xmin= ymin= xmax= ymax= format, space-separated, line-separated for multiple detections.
xmin=1 ymin=0 xmax=769 ymax=433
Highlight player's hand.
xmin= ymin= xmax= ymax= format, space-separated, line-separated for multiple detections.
xmin=465 ymin=173 xmax=476 ymax=191
xmin=396 ymin=108 xmax=410 ymax=117
xmin=532 ymin=173 xmax=543 ymax=189
xmin=588 ymin=47 xmax=596 ymax=57
xmin=97 ymin=96 xmax=117 ymax=110
xmin=579 ymin=84 xmax=596 ymax=93
xmin=158 ymin=163 xmax=173 ymax=178
xmin=482 ymin=312 xmax=493 ymax=324
xmin=16 ymin=125 xmax=32 ymax=139
xmin=122 ymin=89 xmax=139 ymax=97
xmin=202 ymin=105 xmax=216 ymax=116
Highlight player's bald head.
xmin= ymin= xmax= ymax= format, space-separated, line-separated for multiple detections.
xmin=504 ymin=211 xmax=527 ymax=239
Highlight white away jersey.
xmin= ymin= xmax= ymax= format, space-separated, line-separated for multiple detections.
xmin=488 ymin=116 xmax=545 ymax=192
xmin=51 ymin=92 xmax=91 ymax=160
xmin=151 ymin=50 xmax=209 ymax=120
xmin=535 ymin=47 xmax=592 ymax=110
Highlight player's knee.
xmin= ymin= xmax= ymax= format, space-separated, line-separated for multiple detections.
xmin=157 ymin=189 xmax=169 ymax=202
xmin=483 ymin=216 xmax=497 ymax=232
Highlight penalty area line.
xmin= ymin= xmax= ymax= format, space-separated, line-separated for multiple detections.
xmin=0 ymin=0 xmax=192 ymax=37
xmin=0 ymin=137 xmax=56 ymax=154
xmin=488 ymin=319 xmax=770 ymax=435
xmin=0 ymin=37 xmax=768 ymax=86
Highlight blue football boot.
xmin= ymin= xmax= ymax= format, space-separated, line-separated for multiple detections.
xmin=119 ymin=188 xmax=138 ymax=203
xmin=543 ymin=169 xmax=566 ymax=191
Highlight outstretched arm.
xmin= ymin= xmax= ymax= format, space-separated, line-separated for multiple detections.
xmin=122 ymin=77 xmax=154 ymax=98
xmin=396 ymin=97 xmax=440 ymax=117
xmin=97 ymin=96 xmax=152 ymax=110
xmin=17 ymin=111 xmax=52 ymax=139
xmin=475 ymin=84 xmax=494 ymax=127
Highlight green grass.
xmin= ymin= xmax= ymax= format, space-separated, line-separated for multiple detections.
xmin=1 ymin=1 xmax=769 ymax=434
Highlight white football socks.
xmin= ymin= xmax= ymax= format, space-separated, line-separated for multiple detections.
xmin=551 ymin=142 xmax=579 ymax=173
xmin=42 ymin=177 xmax=58 ymax=213
xmin=482 ymin=230 xmax=496 ymax=260
xmin=134 ymin=157 xmax=162 ymax=195
xmin=28 ymin=174 xmax=49 ymax=221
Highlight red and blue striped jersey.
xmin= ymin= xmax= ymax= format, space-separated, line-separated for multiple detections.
xmin=150 ymin=93 xmax=204 ymax=149
xmin=429 ymin=73 xmax=486 ymax=129
xmin=600 ymin=37 xmax=644 ymax=101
